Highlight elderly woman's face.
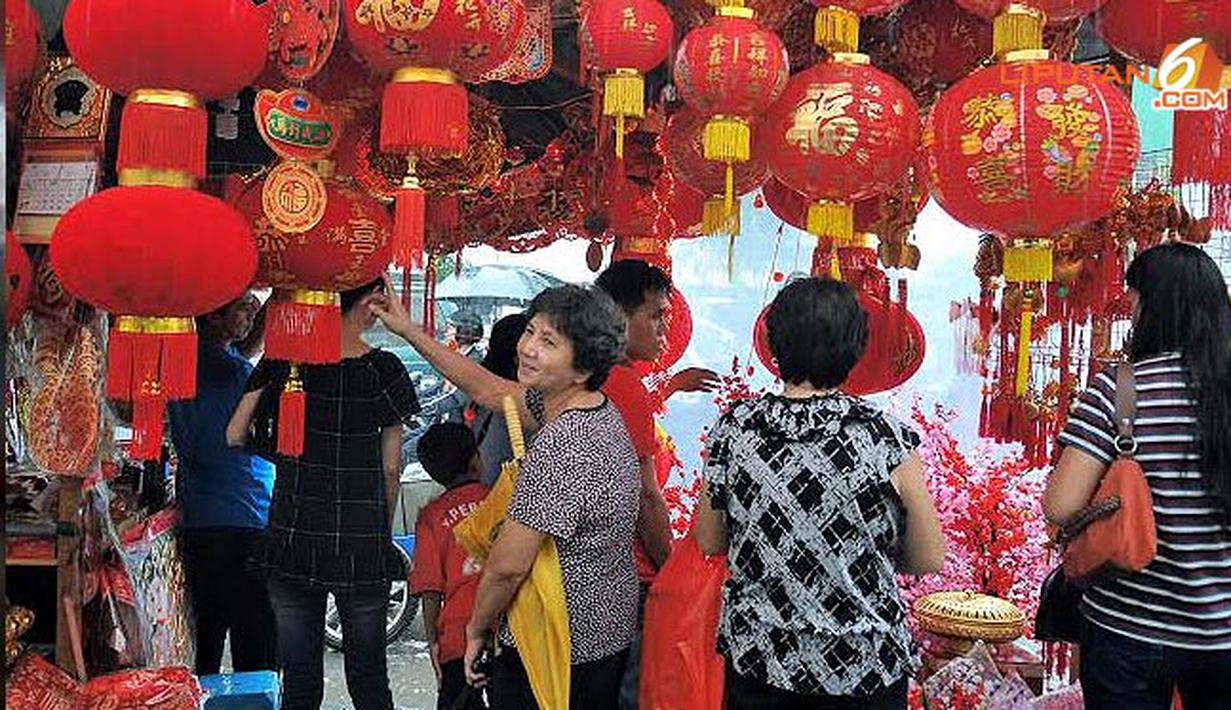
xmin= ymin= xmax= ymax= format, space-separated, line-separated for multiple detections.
xmin=517 ymin=314 xmax=587 ymax=393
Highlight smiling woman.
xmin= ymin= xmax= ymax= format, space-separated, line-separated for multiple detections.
xmin=371 ymin=278 xmax=644 ymax=709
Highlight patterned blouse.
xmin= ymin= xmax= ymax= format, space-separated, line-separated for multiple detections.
xmin=704 ymin=392 xmax=921 ymax=696
xmin=504 ymin=389 xmax=641 ymax=664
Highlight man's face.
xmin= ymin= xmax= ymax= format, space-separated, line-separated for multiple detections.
xmin=217 ymin=292 xmax=260 ymax=343
xmin=625 ymin=289 xmax=668 ymax=363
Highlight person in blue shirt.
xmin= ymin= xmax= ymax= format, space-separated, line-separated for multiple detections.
xmin=169 ymin=291 xmax=277 ymax=676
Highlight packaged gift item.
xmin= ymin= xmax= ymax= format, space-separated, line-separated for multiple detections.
xmin=5 ymin=652 xmax=84 ymax=709
xmin=923 ymin=641 xmax=1005 ymax=710
xmin=81 ymin=665 xmax=202 ymax=710
xmin=200 ymin=671 xmax=280 ymax=709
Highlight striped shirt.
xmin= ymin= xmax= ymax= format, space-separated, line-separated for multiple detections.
xmin=1058 ymin=353 xmax=1231 ymax=650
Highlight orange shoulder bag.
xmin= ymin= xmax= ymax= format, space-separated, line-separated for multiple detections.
xmin=1060 ymin=362 xmax=1158 ymax=584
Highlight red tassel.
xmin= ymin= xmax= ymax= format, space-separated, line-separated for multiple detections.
xmin=160 ymin=330 xmax=198 ymax=400
xmin=106 ymin=325 xmax=138 ymax=401
xmin=131 ymin=388 xmax=167 ymax=461
xmin=118 ymin=99 xmax=207 ymax=179
xmin=423 ymin=258 xmax=438 ymax=337
xmin=265 ymin=296 xmax=342 ymax=364
xmin=394 ymin=185 xmax=426 ymax=269
xmin=277 ymin=383 xmax=306 ymax=457
xmin=379 ymin=78 xmax=468 ymax=155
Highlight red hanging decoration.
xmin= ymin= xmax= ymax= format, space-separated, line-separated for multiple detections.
xmin=277 ymin=365 xmax=308 ymax=457
xmin=6 ymin=231 xmax=34 ymax=329
xmin=5 ymin=0 xmax=42 ymax=121
xmin=662 ymin=109 xmax=770 ymax=237
xmin=1096 ymin=0 xmax=1231 ymax=67
xmin=953 ymin=0 xmax=1107 ymax=23
xmin=580 ymin=0 xmax=674 ymax=159
xmin=1173 ymin=108 xmax=1231 ymax=231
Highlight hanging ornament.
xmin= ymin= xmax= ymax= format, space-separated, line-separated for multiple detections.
xmin=809 ymin=0 xmax=909 ymax=56
xmin=761 ymin=51 xmax=919 ymax=279
xmin=344 ymin=0 xmax=525 ymax=269
xmin=675 ymin=0 xmax=796 ymax=31
xmin=6 ymin=231 xmax=34 ymax=330
xmin=5 ymin=0 xmax=42 ymax=122
xmin=57 ymin=0 xmax=267 ymax=459
xmin=580 ymin=0 xmax=674 ymax=160
xmin=673 ymin=4 xmax=788 ymax=222
xmin=1096 ymin=0 xmax=1231 ymax=67
xmin=268 ymin=0 xmax=342 ymax=83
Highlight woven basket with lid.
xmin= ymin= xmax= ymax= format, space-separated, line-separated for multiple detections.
xmin=912 ymin=591 xmax=1026 ymax=643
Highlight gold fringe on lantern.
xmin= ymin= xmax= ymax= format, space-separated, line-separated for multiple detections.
xmin=704 ymin=116 xmax=751 ymax=212
xmin=807 ymin=201 xmax=854 ymax=241
xmin=604 ymin=69 xmax=646 ymax=160
xmin=814 ymin=5 xmax=860 ymax=55
xmin=702 ymin=198 xmax=740 ymax=236
xmin=994 ymin=4 xmax=1046 ymax=59
xmin=1003 ymin=239 xmax=1054 ymax=283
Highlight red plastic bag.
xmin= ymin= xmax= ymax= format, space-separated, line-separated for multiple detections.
xmin=81 ymin=666 xmax=201 ymax=709
xmin=640 ymin=535 xmax=729 ymax=710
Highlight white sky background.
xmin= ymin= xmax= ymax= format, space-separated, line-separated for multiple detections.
xmin=461 ymin=193 xmax=991 ymax=473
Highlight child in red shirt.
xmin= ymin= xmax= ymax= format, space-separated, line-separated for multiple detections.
xmin=410 ymin=422 xmax=490 ymax=710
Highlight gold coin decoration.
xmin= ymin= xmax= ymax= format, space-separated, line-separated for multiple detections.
xmin=262 ymin=161 xmax=328 ymax=233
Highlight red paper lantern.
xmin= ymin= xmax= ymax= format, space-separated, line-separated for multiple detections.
xmin=762 ymin=177 xmax=927 ymax=236
xmin=924 ymin=58 xmax=1140 ymax=241
xmin=51 ymin=187 xmax=258 ymax=459
xmin=894 ymin=0 xmax=993 ymax=87
xmin=1097 ymin=0 xmax=1231 ymax=66
xmin=6 ymin=231 xmax=34 ymax=329
xmin=343 ymin=0 xmax=525 ymax=269
xmin=5 ymin=0 xmax=42 ymax=120
xmin=228 ymin=175 xmax=393 ymax=363
xmin=754 ymin=291 xmax=924 ymax=395
xmin=581 ymin=0 xmax=674 ymax=159
xmin=953 ymin=0 xmax=1106 ymax=22
xmin=761 ymin=55 xmax=918 ymax=274
xmin=674 ymin=5 xmax=788 ymax=215
xmin=64 ymin=0 xmax=271 ymax=180
xmin=663 ymin=109 xmax=769 ymax=236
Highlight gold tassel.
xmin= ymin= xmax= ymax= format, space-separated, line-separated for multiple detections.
xmin=829 ymin=250 xmax=842 ymax=281
xmin=703 ymin=198 xmax=740 ymax=236
xmin=814 ymin=5 xmax=860 ymax=54
xmin=704 ymin=116 xmax=750 ymax=213
xmin=1003 ymin=239 xmax=1054 ymax=283
xmin=727 ymin=233 xmax=737 ymax=282
xmin=807 ymin=200 xmax=854 ymax=242
xmin=994 ymin=4 xmax=1046 ymax=59
xmin=1016 ymin=295 xmax=1034 ymax=397
xmin=604 ymin=69 xmax=645 ymax=160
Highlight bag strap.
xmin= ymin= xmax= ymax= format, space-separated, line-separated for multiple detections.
xmin=1113 ymin=360 xmax=1138 ymax=458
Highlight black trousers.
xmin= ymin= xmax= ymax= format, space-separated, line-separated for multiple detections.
xmin=1081 ymin=618 xmax=1231 ymax=710
xmin=440 ymin=658 xmax=489 ymax=710
xmin=489 ymin=645 xmax=628 ymax=710
xmin=724 ymin=667 xmax=908 ymax=710
xmin=180 ymin=527 xmax=277 ymax=676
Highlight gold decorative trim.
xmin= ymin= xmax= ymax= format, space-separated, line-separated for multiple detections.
xmin=128 ymin=88 xmax=202 ymax=110
xmin=113 ymin=316 xmax=195 ymax=334
xmin=118 ymin=168 xmax=197 ymax=188
xmin=392 ymin=67 xmax=458 ymax=85
xmin=284 ymin=289 xmax=340 ymax=307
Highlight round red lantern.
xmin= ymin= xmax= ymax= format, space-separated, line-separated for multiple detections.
xmin=674 ymin=6 xmax=788 ymax=213
xmin=761 ymin=55 xmax=919 ymax=272
xmin=1097 ymin=0 xmax=1231 ymax=67
xmin=580 ymin=0 xmax=674 ymax=159
xmin=954 ymin=0 xmax=1106 ymax=23
xmin=663 ymin=109 xmax=769 ymax=236
xmin=50 ymin=187 xmax=258 ymax=459
xmin=6 ymin=231 xmax=34 ymax=329
xmin=5 ymin=0 xmax=42 ymax=121
xmin=64 ymin=0 xmax=271 ymax=180
xmin=754 ymin=291 xmax=924 ymax=395
xmin=924 ymin=57 xmax=1139 ymax=243
xmin=228 ymin=174 xmax=393 ymax=361
xmin=894 ymin=0 xmax=992 ymax=88
xmin=762 ymin=177 xmax=928 ymax=238
xmin=343 ymin=0 xmax=525 ymax=269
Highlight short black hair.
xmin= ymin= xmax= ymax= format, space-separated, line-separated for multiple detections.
xmin=767 ymin=278 xmax=868 ymax=389
xmin=416 ymin=422 xmax=478 ymax=488
xmin=527 ymin=285 xmax=626 ymax=391
xmin=340 ymin=277 xmax=385 ymax=314
xmin=481 ymin=312 xmax=529 ymax=381
xmin=595 ymin=259 xmax=672 ymax=315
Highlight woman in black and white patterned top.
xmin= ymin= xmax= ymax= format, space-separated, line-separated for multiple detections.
xmin=373 ymin=279 xmax=640 ymax=709
xmin=694 ymin=278 xmax=945 ymax=710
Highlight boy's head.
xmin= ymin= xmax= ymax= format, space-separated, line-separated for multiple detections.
xmin=416 ymin=422 xmax=480 ymax=488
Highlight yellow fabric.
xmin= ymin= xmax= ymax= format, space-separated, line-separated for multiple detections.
xmin=454 ymin=397 xmax=571 ymax=710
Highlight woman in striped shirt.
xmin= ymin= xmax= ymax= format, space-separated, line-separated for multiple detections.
xmin=1046 ymin=243 xmax=1231 ymax=708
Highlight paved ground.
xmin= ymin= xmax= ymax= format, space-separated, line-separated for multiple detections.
xmin=321 ymin=613 xmax=440 ymax=710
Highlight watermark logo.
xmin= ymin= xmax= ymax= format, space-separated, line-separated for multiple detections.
xmin=1151 ymin=38 xmax=1227 ymax=111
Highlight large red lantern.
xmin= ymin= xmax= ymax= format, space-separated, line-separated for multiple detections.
xmin=676 ymin=0 xmax=795 ymax=31
xmin=65 ymin=0 xmax=271 ymax=179
xmin=894 ymin=0 xmax=993 ymax=88
xmin=673 ymin=5 xmax=788 ymax=214
xmin=5 ymin=0 xmax=42 ymax=121
xmin=1096 ymin=0 xmax=1231 ymax=67
xmin=343 ymin=0 xmax=524 ymax=269
xmin=662 ymin=109 xmax=769 ymax=236
xmin=51 ymin=188 xmax=258 ymax=459
xmin=761 ymin=56 xmax=919 ymax=276
xmin=228 ymin=175 xmax=393 ymax=360
xmin=762 ymin=177 xmax=927 ymax=239
xmin=754 ymin=291 xmax=924 ymax=395
xmin=580 ymin=0 xmax=674 ymax=160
